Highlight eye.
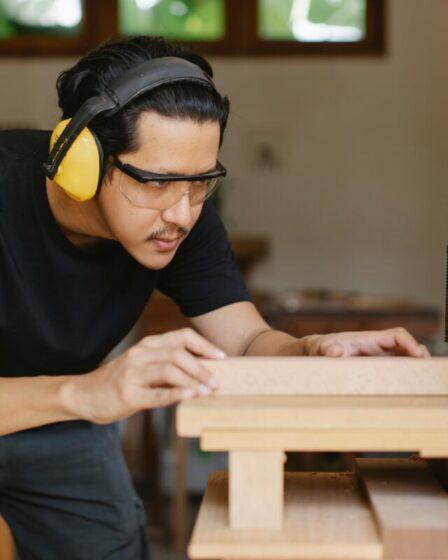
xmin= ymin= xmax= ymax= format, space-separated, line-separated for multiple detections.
xmin=147 ymin=180 xmax=166 ymax=189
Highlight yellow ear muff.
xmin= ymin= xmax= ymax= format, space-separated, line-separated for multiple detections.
xmin=49 ymin=119 xmax=103 ymax=202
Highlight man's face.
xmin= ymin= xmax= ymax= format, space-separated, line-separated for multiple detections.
xmin=98 ymin=111 xmax=221 ymax=269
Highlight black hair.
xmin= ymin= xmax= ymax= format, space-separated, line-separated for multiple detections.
xmin=56 ymin=36 xmax=229 ymax=161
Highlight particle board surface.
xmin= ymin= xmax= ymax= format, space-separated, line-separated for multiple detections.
xmin=356 ymin=459 xmax=448 ymax=559
xmin=189 ymin=471 xmax=383 ymax=559
xmin=200 ymin=357 xmax=448 ymax=396
xmin=177 ymin=396 xmax=448 ymax=437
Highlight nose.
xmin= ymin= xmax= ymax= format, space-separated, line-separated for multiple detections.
xmin=161 ymin=187 xmax=192 ymax=229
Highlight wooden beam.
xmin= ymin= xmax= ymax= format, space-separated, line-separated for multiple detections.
xmin=177 ymin=396 xmax=448 ymax=437
xmin=229 ymin=450 xmax=285 ymax=529
xmin=199 ymin=357 xmax=448 ymax=396
xmin=356 ymin=458 xmax=448 ymax=559
xmin=201 ymin=429 xmax=448 ymax=456
xmin=189 ymin=471 xmax=383 ymax=559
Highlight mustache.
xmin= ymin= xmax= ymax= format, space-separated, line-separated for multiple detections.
xmin=147 ymin=226 xmax=190 ymax=241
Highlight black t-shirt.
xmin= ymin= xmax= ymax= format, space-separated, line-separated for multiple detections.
xmin=0 ymin=130 xmax=250 ymax=377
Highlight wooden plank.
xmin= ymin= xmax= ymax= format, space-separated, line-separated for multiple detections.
xmin=0 ymin=516 xmax=14 ymax=560
xmin=189 ymin=471 xmax=382 ymax=559
xmin=420 ymin=448 xmax=448 ymax=458
xmin=356 ymin=458 xmax=448 ymax=559
xmin=177 ymin=396 xmax=448 ymax=437
xmin=200 ymin=357 xmax=448 ymax=396
xmin=229 ymin=450 xmax=285 ymax=529
xmin=201 ymin=429 xmax=448 ymax=456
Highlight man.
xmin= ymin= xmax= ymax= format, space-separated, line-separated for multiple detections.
xmin=0 ymin=36 xmax=428 ymax=559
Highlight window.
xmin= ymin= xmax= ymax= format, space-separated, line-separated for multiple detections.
xmin=0 ymin=0 xmax=385 ymax=56
xmin=259 ymin=0 xmax=366 ymax=42
xmin=119 ymin=0 xmax=225 ymax=42
xmin=0 ymin=0 xmax=103 ymax=54
xmin=0 ymin=0 xmax=83 ymax=38
xmin=249 ymin=0 xmax=384 ymax=54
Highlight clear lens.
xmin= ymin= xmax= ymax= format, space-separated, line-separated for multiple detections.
xmin=119 ymin=172 xmax=221 ymax=209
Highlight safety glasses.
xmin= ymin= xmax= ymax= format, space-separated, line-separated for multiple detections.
xmin=111 ymin=157 xmax=227 ymax=210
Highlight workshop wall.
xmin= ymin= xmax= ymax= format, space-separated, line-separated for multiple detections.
xmin=0 ymin=0 xmax=447 ymax=308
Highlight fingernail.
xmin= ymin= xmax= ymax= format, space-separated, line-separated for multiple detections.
xmin=209 ymin=376 xmax=219 ymax=389
xmin=198 ymin=384 xmax=212 ymax=396
xmin=182 ymin=389 xmax=196 ymax=400
xmin=214 ymin=350 xmax=227 ymax=359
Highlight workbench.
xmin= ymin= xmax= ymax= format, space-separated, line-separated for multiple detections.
xmin=177 ymin=357 xmax=448 ymax=560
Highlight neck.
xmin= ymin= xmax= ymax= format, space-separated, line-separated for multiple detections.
xmin=45 ymin=178 xmax=114 ymax=248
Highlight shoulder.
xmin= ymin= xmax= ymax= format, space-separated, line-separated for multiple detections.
xmin=0 ymin=129 xmax=50 ymax=167
xmin=0 ymin=129 xmax=50 ymax=200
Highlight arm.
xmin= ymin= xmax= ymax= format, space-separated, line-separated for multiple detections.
xmin=0 ymin=329 xmax=223 ymax=436
xmin=191 ymin=301 xmax=305 ymax=356
xmin=0 ymin=375 xmax=75 ymax=436
xmin=191 ymin=301 xmax=429 ymax=357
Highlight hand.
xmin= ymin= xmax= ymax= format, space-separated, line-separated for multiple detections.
xmin=303 ymin=327 xmax=430 ymax=358
xmin=61 ymin=328 xmax=225 ymax=424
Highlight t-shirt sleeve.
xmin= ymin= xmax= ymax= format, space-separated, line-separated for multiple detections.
xmin=156 ymin=201 xmax=252 ymax=317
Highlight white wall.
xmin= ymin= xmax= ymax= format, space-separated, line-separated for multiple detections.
xmin=1 ymin=0 xmax=447 ymax=308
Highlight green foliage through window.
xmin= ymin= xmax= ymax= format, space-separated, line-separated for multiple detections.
xmin=119 ymin=0 xmax=225 ymax=42
xmin=259 ymin=0 xmax=366 ymax=42
xmin=0 ymin=0 xmax=83 ymax=39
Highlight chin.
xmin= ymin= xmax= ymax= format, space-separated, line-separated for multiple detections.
xmin=130 ymin=245 xmax=178 ymax=270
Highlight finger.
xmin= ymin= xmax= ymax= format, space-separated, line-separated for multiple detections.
xmin=168 ymin=347 xmax=217 ymax=388
xmin=390 ymin=328 xmax=425 ymax=358
xmin=156 ymin=363 xmax=213 ymax=395
xmin=160 ymin=328 xmax=227 ymax=360
xmin=136 ymin=347 xmax=218 ymax=389
xmin=372 ymin=329 xmax=419 ymax=356
xmin=138 ymin=363 xmax=210 ymax=394
xmin=419 ymin=344 xmax=431 ymax=358
xmin=304 ymin=335 xmax=322 ymax=356
xmin=135 ymin=386 xmax=197 ymax=410
xmin=320 ymin=342 xmax=345 ymax=357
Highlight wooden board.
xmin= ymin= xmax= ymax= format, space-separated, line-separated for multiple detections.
xmin=189 ymin=471 xmax=382 ymax=559
xmin=356 ymin=458 xmax=448 ymax=559
xmin=177 ymin=396 xmax=448 ymax=437
xmin=201 ymin=428 xmax=448 ymax=457
xmin=200 ymin=357 xmax=448 ymax=396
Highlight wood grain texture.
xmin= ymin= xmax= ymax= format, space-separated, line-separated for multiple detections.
xmin=177 ymin=396 xmax=448 ymax=437
xmin=229 ymin=450 xmax=285 ymax=529
xmin=201 ymin=428 xmax=448 ymax=456
xmin=200 ymin=357 xmax=448 ymax=396
xmin=189 ymin=471 xmax=382 ymax=559
xmin=356 ymin=458 xmax=448 ymax=559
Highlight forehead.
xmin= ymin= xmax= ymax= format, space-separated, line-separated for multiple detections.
xmin=128 ymin=111 xmax=220 ymax=174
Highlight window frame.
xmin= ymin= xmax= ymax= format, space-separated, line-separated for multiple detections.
xmin=0 ymin=0 xmax=385 ymax=57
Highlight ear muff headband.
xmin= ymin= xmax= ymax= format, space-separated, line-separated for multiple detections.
xmin=43 ymin=57 xmax=216 ymax=201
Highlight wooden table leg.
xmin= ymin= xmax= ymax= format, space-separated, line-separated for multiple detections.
xmin=229 ymin=450 xmax=285 ymax=529
xmin=171 ymin=423 xmax=188 ymax=553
